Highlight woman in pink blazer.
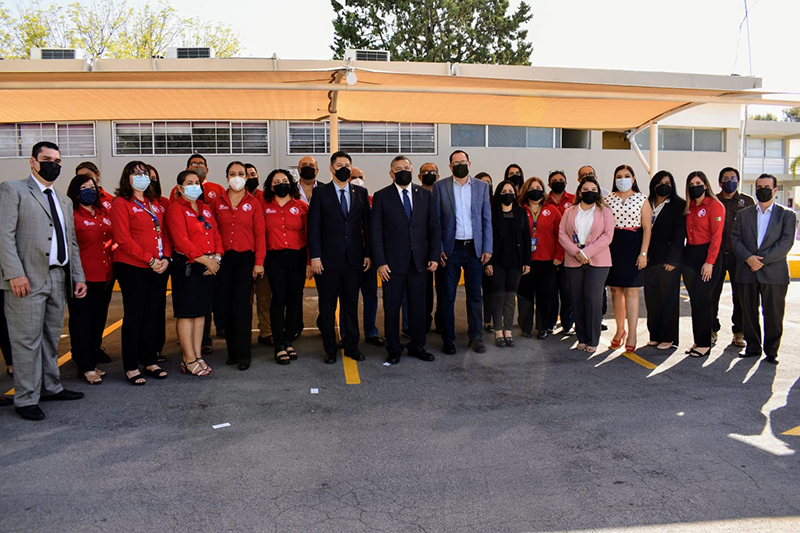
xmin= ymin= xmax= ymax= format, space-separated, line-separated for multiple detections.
xmin=558 ymin=176 xmax=615 ymax=352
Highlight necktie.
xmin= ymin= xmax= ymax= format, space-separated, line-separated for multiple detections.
xmin=44 ymin=189 xmax=66 ymax=264
xmin=403 ymin=189 xmax=412 ymax=220
xmin=339 ymin=188 xmax=348 ymax=217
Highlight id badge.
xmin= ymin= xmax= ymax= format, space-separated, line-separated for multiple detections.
xmin=531 ymin=237 xmax=538 ymax=252
xmin=572 ymin=234 xmax=580 ymax=246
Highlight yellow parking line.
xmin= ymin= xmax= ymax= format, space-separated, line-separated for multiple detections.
xmin=782 ymin=426 xmax=800 ymax=436
xmin=622 ymin=351 xmax=657 ymax=370
xmin=334 ymin=299 xmax=361 ymax=385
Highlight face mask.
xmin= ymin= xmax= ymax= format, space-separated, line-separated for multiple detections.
xmin=245 ymin=178 xmax=258 ymax=193
xmin=334 ymin=166 xmax=351 ymax=182
xmin=526 ymin=189 xmax=544 ymax=202
xmin=452 ymin=163 xmax=469 ymax=179
xmin=273 ymin=182 xmax=291 ymax=198
xmin=550 ymin=181 xmax=566 ymax=194
xmin=150 ymin=179 xmax=162 ymax=198
xmin=229 ymin=177 xmax=246 ymax=192
xmin=508 ymin=174 xmax=522 ymax=188
xmin=580 ymin=191 xmax=599 ymax=204
xmin=655 ymin=183 xmax=672 ymax=197
xmin=499 ymin=193 xmax=516 ymax=206
xmin=192 ymin=167 xmax=207 ymax=180
xmin=720 ymin=181 xmax=738 ymax=194
xmin=688 ymin=185 xmax=706 ymax=199
xmin=394 ymin=170 xmax=412 ymax=187
xmin=350 ymin=178 xmax=366 ymax=188
xmin=78 ymin=188 xmax=98 ymax=206
xmin=615 ymin=177 xmax=633 ymax=193
xmin=421 ymin=172 xmax=437 ymax=186
xmin=132 ymin=174 xmax=151 ymax=192
xmin=37 ymin=160 xmax=61 ymax=183
xmin=756 ymin=187 xmax=774 ymax=203
xmin=182 ymin=184 xmax=203 ymax=201
xmin=299 ymin=166 xmax=316 ymax=180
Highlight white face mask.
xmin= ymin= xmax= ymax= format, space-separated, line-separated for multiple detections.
xmin=615 ymin=177 xmax=633 ymax=192
xmin=229 ymin=176 xmax=246 ymax=192
xmin=350 ymin=178 xmax=366 ymax=188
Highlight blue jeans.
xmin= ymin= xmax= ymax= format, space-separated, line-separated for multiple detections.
xmin=442 ymin=242 xmax=484 ymax=342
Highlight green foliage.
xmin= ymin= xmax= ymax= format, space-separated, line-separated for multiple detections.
xmin=67 ymin=0 xmax=131 ymax=58
xmin=330 ymin=0 xmax=533 ymax=65
xmin=749 ymin=112 xmax=777 ymax=121
xmin=107 ymin=2 xmax=184 ymax=58
xmin=783 ymin=107 xmax=800 ymax=122
xmin=180 ymin=18 xmax=241 ymax=59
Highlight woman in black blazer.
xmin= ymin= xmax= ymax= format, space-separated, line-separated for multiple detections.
xmin=644 ymin=170 xmax=685 ymax=350
xmin=484 ymin=180 xmax=531 ymax=347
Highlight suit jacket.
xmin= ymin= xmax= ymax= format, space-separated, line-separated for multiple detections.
xmin=371 ymin=183 xmax=440 ymax=274
xmin=558 ymin=204 xmax=615 ymax=268
xmin=433 ymin=176 xmax=493 ymax=258
xmin=647 ymin=198 xmax=685 ymax=266
xmin=731 ymin=202 xmax=797 ymax=285
xmin=307 ymin=181 xmax=371 ymax=271
xmin=487 ymin=203 xmax=531 ymax=269
xmin=0 ymin=177 xmax=85 ymax=293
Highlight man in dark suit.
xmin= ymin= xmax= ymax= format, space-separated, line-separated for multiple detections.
xmin=372 ymin=156 xmax=441 ymax=364
xmin=731 ymin=173 xmax=797 ymax=364
xmin=433 ymin=150 xmax=493 ymax=354
xmin=0 ymin=141 xmax=87 ymax=420
xmin=308 ymin=151 xmax=371 ymax=364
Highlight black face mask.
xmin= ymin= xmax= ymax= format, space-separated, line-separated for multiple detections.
xmin=150 ymin=179 xmax=162 ymax=198
xmin=334 ymin=167 xmax=351 ymax=182
xmin=508 ymin=174 xmax=522 ymax=189
xmin=499 ymin=193 xmax=516 ymax=206
xmin=688 ymin=185 xmax=706 ymax=199
xmin=550 ymin=181 xmax=566 ymax=194
xmin=421 ymin=172 xmax=437 ymax=186
xmin=756 ymin=187 xmax=774 ymax=203
xmin=526 ymin=189 xmax=544 ymax=202
xmin=580 ymin=191 xmax=599 ymax=204
xmin=394 ymin=170 xmax=412 ymax=187
xmin=452 ymin=163 xmax=469 ymax=179
xmin=245 ymin=178 xmax=259 ymax=193
xmin=299 ymin=166 xmax=316 ymax=180
xmin=273 ymin=183 xmax=291 ymax=198
xmin=37 ymin=160 xmax=61 ymax=183
xmin=655 ymin=183 xmax=672 ymax=197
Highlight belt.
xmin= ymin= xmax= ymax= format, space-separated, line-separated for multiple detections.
xmin=454 ymin=239 xmax=474 ymax=247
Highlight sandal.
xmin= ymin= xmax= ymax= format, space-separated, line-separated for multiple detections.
xmin=585 ymin=346 xmax=597 ymax=353
xmin=275 ymin=348 xmax=290 ymax=365
xmin=286 ymin=345 xmax=298 ymax=361
xmin=575 ymin=343 xmax=587 ymax=351
xmin=143 ymin=365 xmax=168 ymax=379
xmin=94 ymin=368 xmax=106 ymax=377
xmin=156 ymin=352 xmax=166 ymax=363
xmin=625 ymin=344 xmax=636 ymax=354
xmin=181 ymin=359 xmax=211 ymax=376
xmin=687 ymin=347 xmax=710 ymax=358
xmin=610 ymin=331 xmax=626 ymax=349
xmin=646 ymin=341 xmax=658 ymax=346
xmin=197 ymin=358 xmax=212 ymax=373
xmin=83 ymin=371 xmax=102 ymax=385
xmin=126 ymin=371 xmax=146 ymax=386
xmin=656 ymin=342 xmax=673 ymax=350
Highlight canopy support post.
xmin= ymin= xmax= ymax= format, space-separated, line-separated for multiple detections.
xmin=630 ymin=128 xmax=651 ymax=175
xmin=649 ymin=122 xmax=659 ymax=178
xmin=329 ymin=112 xmax=339 ymax=154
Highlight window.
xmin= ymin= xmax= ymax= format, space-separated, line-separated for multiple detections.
xmin=746 ymin=137 xmax=783 ymax=158
xmin=113 ymin=121 xmax=269 ymax=155
xmin=634 ymin=128 xmax=725 ymax=152
xmin=451 ymin=125 xmax=590 ymax=149
xmin=450 ymin=124 xmax=486 ymax=147
xmin=287 ymin=122 xmax=436 ymax=154
xmin=0 ymin=122 xmax=95 ymax=158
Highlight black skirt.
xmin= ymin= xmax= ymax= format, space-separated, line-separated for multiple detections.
xmin=171 ymin=254 xmax=217 ymax=319
xmin=606 ymin=227 xmax=645 ymax=287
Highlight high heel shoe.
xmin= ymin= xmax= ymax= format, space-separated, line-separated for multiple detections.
xmin=610 ymin=331 xmax=626 ymax=349
xmin=181 ymin=359 xmax=211 ymax=376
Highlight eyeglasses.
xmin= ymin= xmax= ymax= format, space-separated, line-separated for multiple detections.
xmin=720 ymin=177 xmax=738 ymax=183
xmin=189 ymin=162 xmax=206 ymax=168
xmin=196 ymin=214 xmax=212 ymax=230
xmin=452 ymin=162 xmax=469 ymax=168
xmin=578 ymin=172 xmax=595 ymax=179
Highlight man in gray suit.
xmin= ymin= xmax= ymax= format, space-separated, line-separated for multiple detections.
xmin=731 ymin=173 xmax=797 ymax=364
xmin=0 ymin=141 xmax=88 ymax=420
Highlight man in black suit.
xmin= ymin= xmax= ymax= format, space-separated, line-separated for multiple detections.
xmin=372 ymin=156 xmax=441 ymax=364
xmin=308 ymin=151 xmax=371 ymax=364
xmin=731 ymin=173 xmax=797 ymax=364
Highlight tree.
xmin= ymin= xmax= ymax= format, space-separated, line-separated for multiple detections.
xmin=67 ymin=0 xmax=131 ymax=58
xmin=330 ymin=0 xmax=533 ymax=65
xmin=181 ymin=18 xmax=242 ymax=58
xmin=783 ymin=107 xmax=800 ymax=122
xmin=0 ymin=1 xmax=72 ymax=59
xmin=106 ymin=2 xmax=184 ymax=58
xmin=749 ymin=112 xmax=777 ymax=121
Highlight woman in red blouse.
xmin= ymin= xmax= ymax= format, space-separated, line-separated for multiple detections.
xmin=211 ymin=161 xmax=266 ymax=371
xmin=166 ymin=170 xmax=224 ymax=376
xmin=66 ymin=174 xmax=114 ymax=384
xmin=517 ymin=177 xmax=564 ymax=339
xmin=147 ymin=164 xmax=170 ymax=362
xmin=682 ymin=171 xmax=725 ymax=357
xmin=110 ymin=161 xmax=171 ymax=385
xmin=262 ymin=170 xmax=311 ymax=364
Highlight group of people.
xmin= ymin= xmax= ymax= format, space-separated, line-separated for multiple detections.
xmin=0 ymin=142 xmax=796 ymax=422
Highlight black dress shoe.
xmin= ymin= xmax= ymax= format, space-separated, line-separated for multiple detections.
xmin=562 ymin=327 xmax=576 ymax=336
xmin=537 ymin=330 xmax=548 ymax=340
xmin=765 ymin=356 xmax=779 ymax=365
xmin=0 ymin=396 xmax=13 ymax=407
xmin=495 ymin=337 xmax=505 ymax=347
xmin=323 ymin=352 xmax=337 ymax=365
xmin=442 ymin=341 xmax=456 ymax=355
xmin=386 ymin=354 xmax=401 ymax=365
xmin=346 ymin=350 xmax=366 ymax=362
xmin=504 ymin=337 xmax=515 ymax=348
xmin=238 ymin=362 xmax=250 ymax=371
xmin=226 ymin=358 xmax=236 ymax=365
xmin=738 ymin=352 xmax=759 ymax=358
xmin=520 ymin=331 xmax=532 ymax=338
xmin=16 ymin=405 xmax=45 ymax=420
xmin=201 ymin=345 xmax=213 ymax=355
xmin=95 ymin=348 xmax=112 ymax=363
xmin=365 ymin=336 xmax=386 ymax=347
xmin=258 ymin=335 xmax=274 ymax=346
xmin=469 ymin=339 xmax=486 ymax=353
xmin=413 ymin=350 xmax=435 ymax=362
xmin=41 ymin=389 xmax=84 ymax=401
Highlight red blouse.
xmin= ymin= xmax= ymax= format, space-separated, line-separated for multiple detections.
xmin=73 ymin=206 xmax=114 ymax=282
xmin=262 ymin=197 xmax=308 ymax=251
xmin=686 ymin=195 xmax=725 ymax=264
xmin=169 ymin=181 xmax=227 ymax=203
xmin=98 ymin=187 xmax=114 ymax=211
xmin=212 ymin=191 xmax=266 ymax=265
xmin=166 ymin=197 xmax=224 ymax=262
xmin=524 ymin=204 xmax=565 ymax=262
xmin=545 ymin=191 xmax=576 ymax=214
xmin=110 ymin=196 xmax=171 ymax=268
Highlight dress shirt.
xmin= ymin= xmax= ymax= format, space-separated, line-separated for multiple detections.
xmin=32 ymin=175 xmax=68 ymax=267
xmin=395 ymin=183 xmax=413 ymax=209
xmin=110 ymin=196 xmax=171 ymax=268
xmin=212 ymin=191 xmax=266 ymax=265
xmin=545 ymin=191 xmax=576 ymax=214
xmin=453 ymin=176 xmax=473 ymax=240
xmin=651 ymin=198 xmax=669 ymax=223
xmin=756 ymin=202 xmax=774 ymax=248
xmin=299 ymin=180 xmax=319 ymax=204
xmin=525 ymin=205 xmax=564 ymax=262
xmin=98 ymin=187 xmax=114 ymax=211
xmin=169 ymin=181 xmax=227 ymax=202
xmin=165 ymin=197 xmax=224 ymax=262
xmin=574 ymin=204 xmax=596 ymax=246
xmin=686 ymin=196 xmax=725 ymax=264
xmin=73 ymin=206 xmax=114 ymax=282
xmin=332 ymin=180 xmax=351 ymax=213
xmin=264 ymin=198 xmax=308 ymax=251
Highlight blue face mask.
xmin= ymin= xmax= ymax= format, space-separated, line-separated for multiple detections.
xmin=615 ymin=177 xmax=633 ymax=192
xmin=132 ymin=174 xmax=151 ymax=192
xmin=721 ymin=180 xmax=738 ymax=194
xmin=78 ymin=188 xmax=98 ymax=206
xmin=182 ymin=184 xmax=203 ymax=201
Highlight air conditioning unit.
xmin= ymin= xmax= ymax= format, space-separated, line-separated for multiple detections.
xmin=31 ymin=47 xmax=77 ymax=60
xmin=345 ymin=49 xmax=390 ymax=62
xmin=166 ymin=47 xmax=215 ymax=59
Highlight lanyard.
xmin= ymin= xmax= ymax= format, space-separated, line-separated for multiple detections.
xmin=527 ymin=205 xmax=542 ymax=235
xmin=134 ymin=199 xmax=164 ymax=259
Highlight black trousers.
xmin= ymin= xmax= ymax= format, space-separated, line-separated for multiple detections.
xmin=266 ymin=248 xmax=307 ymax=349
xmin=0 ymin=290 xmax=12 ymax=367
xmin=114 ymin=263 xmax=165 ymax=371
xmin=383 ymin=261 xmax=427 ymax=356
xmin=682 ymin=244 xmax=723 ymax=347
xmin=217 ymin=250 xmax=255 ymax=364
xmin=154 ymin=271 xmax=168 ymax=353
xmin=643 ymin=264 xmax=681 ymax=345
xmin=488 ymin=264 xmax=522 ymax=331
xmin=482 ymin=272 xmax=492 ymax=325
xmin=67 ymin=280 xmax=113 ymax=373
xmin=566 ymin=265 xmax=609 ymax=347
xmin=426 ymin=267 xmax=446 ymax=332
xmin=548 ymin=263 xmax=574 ymax=331
xmin=710 ymin=251 xmax=744 ymax=334
xmin=740 ymin=282 xmax=788 ymax=358
xmin=518 ymin=260 xmax=556 ymax=335
xmin=316 ymin=266 xmax=362 ymax=355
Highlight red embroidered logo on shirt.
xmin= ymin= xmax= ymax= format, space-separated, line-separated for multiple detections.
xmin=698 ymin=208 xmax=707 ymax=218
xmin=242 ymin=203 xmax=252 ymax=212
xmin=203 ymin=209 xmax=212 ymax=218
xmin=543 ymin=209 xmax=551 ymax=217
xmin=289 ymin=206 xmax=300 ymax=215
